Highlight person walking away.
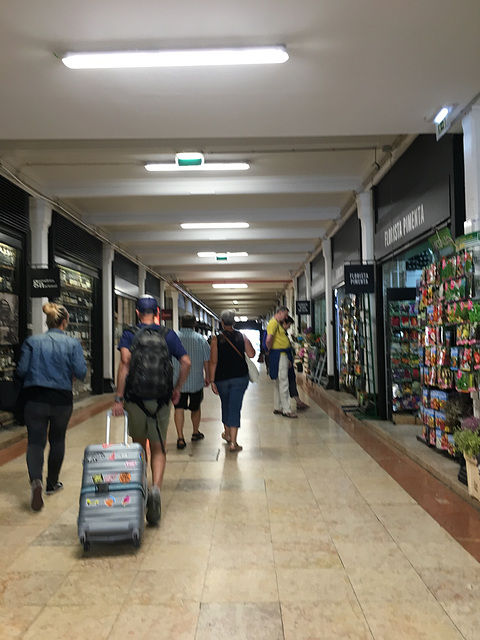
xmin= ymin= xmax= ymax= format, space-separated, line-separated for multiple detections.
xmin=265 ymin=306 xmax=297 ymax=418
xmin=209 ymin=309 xmax=255 ymax=452
xmin=173 ymin=313 xmax=210 ymax=449
xmin=281 ymin=316 xmax=309 ymax=410
xmin=17 ymin=302 xmax=87 ymax=511
xmin=112 ymin=295 xmax=191 ymax=525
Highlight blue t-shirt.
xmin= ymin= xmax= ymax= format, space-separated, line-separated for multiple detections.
xmin=117 ymin=323 xmax=187 ymax=362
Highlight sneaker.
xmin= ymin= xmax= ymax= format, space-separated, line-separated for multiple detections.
xmin=46 ymin=481 xmax=64 ymax=495
xmin=31 ymin=479 xmax=44 ymax=511
xmin=146 ymin=485 xmax=161 ymax=525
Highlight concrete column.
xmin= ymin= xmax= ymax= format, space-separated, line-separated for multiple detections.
xmin=357 ymin=190 xmax=377 ymax=394
xmin=102 ymin=245 xmax=115 ymax=392
xmin=463 ymin=105 xmax=480 ymax=232
xmin=29 ymin=198 xmax=51 ymax=334
xmin=159 ymin=280 xmax=165 ymax=311
xmin=138 ymin=266 xmax=146 ymax=296
xmin=323 ymin=238 xmax=335 ymax=381
xmin=305 ymin=264 xmax=312 ymax=329
xmin=171 ymin=288 xmax=179 ymax=331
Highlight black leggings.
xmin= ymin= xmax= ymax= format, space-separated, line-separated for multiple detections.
xmin=24 ymin=400 xmax=73 ymax=484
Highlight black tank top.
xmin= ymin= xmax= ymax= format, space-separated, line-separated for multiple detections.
xmin=215 ymin=329 xmax=248 ymax=382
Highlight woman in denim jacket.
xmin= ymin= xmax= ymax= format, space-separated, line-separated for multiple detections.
xmin=17 ymin=302 xmax=87 ymax=511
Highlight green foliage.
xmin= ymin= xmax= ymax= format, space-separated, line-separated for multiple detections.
xmin=453 ymin=428 xmax=480 ymax=458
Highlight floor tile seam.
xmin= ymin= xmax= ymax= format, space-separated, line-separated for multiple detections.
xmin=302 ymin=384 xmax=480 ymax=548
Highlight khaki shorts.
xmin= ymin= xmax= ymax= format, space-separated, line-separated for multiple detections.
xmin=125 ymin=400 xmax=171 ymax=444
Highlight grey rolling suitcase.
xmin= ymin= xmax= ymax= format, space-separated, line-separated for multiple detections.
xmin=77 ymin=410 xmax=147 ymax=551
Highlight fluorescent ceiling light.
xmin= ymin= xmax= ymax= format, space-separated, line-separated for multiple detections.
xmin=434 ymin=107 xmax=450 ymax=124
xmin=197 ymin=252 xmax=248 ymax=257
xmin=61 ymin=46 xmax=289 ymax=69
xmin=232 ymin=300 xmax=239 ymax=304
xmin=145 ymin=162 xmax=249 ymax=171
xmin=212 ymin=283 xmax=248 ymax=289
xmin=181 ymin=222 xmax=249 ymax=229
xmin=240 ymin=316 xmax=248 ymax=322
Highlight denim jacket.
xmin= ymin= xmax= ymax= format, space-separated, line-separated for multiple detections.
xmin=17 ymin=329 xmax=87 ymax=390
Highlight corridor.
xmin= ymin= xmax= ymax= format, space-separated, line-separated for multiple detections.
xmin=1 ymin=370 xmax=480 ymax=640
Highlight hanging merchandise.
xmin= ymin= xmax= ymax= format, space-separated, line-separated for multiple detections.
xmin=417 ymin=240 xmax=480 ymax=456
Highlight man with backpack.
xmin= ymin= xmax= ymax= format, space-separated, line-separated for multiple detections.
xmin=112 ymin=295 xmax=191 ymax=525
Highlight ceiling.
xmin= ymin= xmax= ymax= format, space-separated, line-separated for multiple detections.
xmin=0 ymin=1 xmax=479 ymax=318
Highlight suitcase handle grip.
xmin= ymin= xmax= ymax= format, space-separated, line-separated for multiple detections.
xmin=106 ymin=410 xmax=129 ymax=445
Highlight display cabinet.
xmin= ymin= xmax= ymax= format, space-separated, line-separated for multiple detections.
xmin=58 ymin=265 xmax=93 ymax=398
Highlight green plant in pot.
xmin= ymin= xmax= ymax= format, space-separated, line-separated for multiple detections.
xmin=453 ymin=415 xmax=480 ymax=459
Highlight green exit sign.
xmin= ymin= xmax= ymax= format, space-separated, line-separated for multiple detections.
xmin=216 ymin=256 xmax=228 ymax=261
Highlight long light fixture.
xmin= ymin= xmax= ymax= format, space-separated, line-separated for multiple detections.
xmin=145 ymin=162 xmax=249 ymax=172
xmin=212 ymin=283 xmax=248 ymax=289
xmin=181 ymin=222 xmax=249 ymax=229
xmin=60 ymin=46 xmax=289 ymax=69
xmin=197 ymin=252 xmax=248 ymax=257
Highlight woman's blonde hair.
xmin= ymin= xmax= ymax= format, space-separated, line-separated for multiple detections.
xmin=42 ymin=302 xmax=69 ymax=329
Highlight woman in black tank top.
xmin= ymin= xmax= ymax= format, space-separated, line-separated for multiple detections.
xmin=210 ymin=310 xmax=255 ymax=452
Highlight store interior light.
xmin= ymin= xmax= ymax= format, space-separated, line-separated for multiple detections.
xmin=232 ymin=300 xmax=239 ymax=304
xmin=434 ymin=107 xmax=450 ymax=124
xmin=145 ymin=162 xmax=249 ymax=171
xmin=212 ymin=283 xmax=248 ymax=289
xmin=60 ymin=46 xmax=289 ymax=69
xmin=181 ymin=222 xmax=249 ymax=229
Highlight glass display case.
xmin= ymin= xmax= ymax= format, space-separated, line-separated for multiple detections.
xmin=57 ymin=265 xmax=93 ymax=398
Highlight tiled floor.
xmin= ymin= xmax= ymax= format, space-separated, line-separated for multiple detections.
xmin=1 ymin=372 xmax=480 ymax=639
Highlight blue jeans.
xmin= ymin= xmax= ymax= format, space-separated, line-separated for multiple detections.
xmin=215 ymin=375 xmax=249 ymax=428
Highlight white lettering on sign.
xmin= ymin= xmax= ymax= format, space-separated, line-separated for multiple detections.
xmin=384 ymin=204 xmax=425 ymax=248
xmin=349 ymin=272 xmax=370 ymax=286
xmin=32 ymin=278 xmax=57 ymax=289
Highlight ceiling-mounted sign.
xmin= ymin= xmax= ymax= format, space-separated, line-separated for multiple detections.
xmin=30 ymin=267 xmax=60 ymax=298
xmin=296 ymin=300 xmax=310 ymax=315
xmin=344 ymin=264 xmax=375 ymax=294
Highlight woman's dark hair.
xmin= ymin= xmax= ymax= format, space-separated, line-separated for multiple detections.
xmin=43 ymin=302 xmax=69 ymax=329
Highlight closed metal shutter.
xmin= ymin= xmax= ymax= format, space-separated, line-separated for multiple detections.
xmin=145 ymin=271 xmax=160 ymax=297
xmin=52 ymin=212 xmax=102 ymax=270
xmin=114 ymin=252 xmax=138 ymax=284
xmin=0 ymin=176 xmax=29 ymax=234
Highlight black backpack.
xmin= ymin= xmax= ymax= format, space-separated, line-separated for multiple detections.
xmin=126 ymin=325 xmax=173 ymax=402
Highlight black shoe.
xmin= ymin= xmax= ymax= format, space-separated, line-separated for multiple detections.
xmin=146 ymin=485 xmax=161 ymax=525
xmin=177 ymin=437 xmax=187 ymax=449
xmin=191 ymin=431 xmax=205 ymax=441
xmin=31 ymin=480 xmax=44 ymax=511
xmin=46 ymin=481 xmax=64 ymax=495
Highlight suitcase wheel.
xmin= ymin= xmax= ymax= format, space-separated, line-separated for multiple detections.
xmin=80 ymin=535 xmax=90 ymax=552
xmin=132 ymin=531 xmax=141 ymax=548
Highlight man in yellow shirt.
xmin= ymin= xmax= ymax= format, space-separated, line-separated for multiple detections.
xmin=265 ymin=306 xmax=297 ymax=418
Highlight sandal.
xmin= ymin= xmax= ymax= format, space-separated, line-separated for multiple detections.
xmin=176 ymin=437 xmax=187 ymax=450
xmin=229 ymin=443 xmax=243 ymax=452
xmin=191 ymin=432 xmax=205 ymax=441
xmin=273 ymin=409 xmax=283 ymax=415
xmin=221 ymin=432 xmax=231 ymax=443
xmin=282 ymin=411 xmax=298 ymax=419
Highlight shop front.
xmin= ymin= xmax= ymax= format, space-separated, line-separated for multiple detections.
xmin=311 ymin=252 xmax=326 ymax=338
xmin=331 ymin=213 xmax=362 ymax=395
xmin=374 ymin=134 xmax=466 ymax=430
xmin=51 ymin=213 xmax=103 ymax=397
xmin=0 ymin=176 xmax=29 ymax=426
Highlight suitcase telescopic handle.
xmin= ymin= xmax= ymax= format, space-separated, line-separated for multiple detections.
xmin=106 ymin=410 xmax=129 ymax=445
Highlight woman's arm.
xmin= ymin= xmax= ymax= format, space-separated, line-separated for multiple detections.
xmin=209 ymin=336 xmax=219 ymax=394
xmin=244 ymin=336 xmax=255 ymax=359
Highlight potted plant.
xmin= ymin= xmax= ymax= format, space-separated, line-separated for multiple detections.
xmin=453 ymin=415 xmax=480 ymax=500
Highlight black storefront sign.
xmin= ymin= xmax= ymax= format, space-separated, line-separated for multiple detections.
xmin=296 ymin=300 xmax=311 ymax=315
xmin=30 ymin=267 xmax=60 ymax=297
xmin=344 ymin=264 xmax=375 ymax=294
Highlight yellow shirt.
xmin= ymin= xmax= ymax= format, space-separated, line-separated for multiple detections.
xmin=267 ymin=318 xmax=290 ymax=349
